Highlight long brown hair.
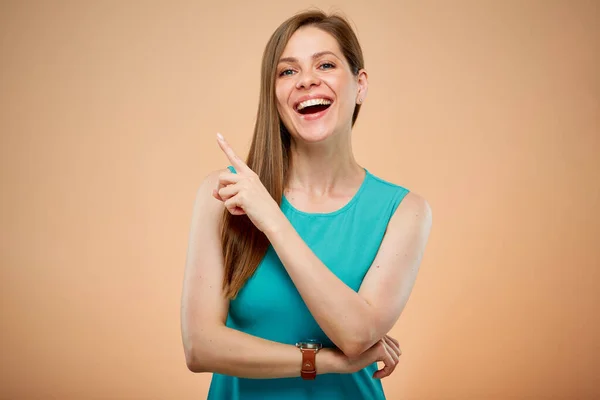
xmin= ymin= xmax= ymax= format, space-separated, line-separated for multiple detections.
xmin=221 ymin=10 xmax=365 ymax=299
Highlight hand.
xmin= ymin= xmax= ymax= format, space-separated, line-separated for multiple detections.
xmin=212 ymin=133 xmax=286 ymax=234
xmin=330 ymin=335 xmax=402 ymax=379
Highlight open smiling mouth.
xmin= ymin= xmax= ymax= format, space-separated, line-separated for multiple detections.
xmin=297 ymin=103 xmax=331 ymax=115
xmin=295 ymin=98 xmax=333 ymax=117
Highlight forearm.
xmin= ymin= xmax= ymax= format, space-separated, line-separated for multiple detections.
xmin=265 ymin=222 xmax=377 ymax=356
xmin=187 ymin=325 xmax=339 ymax=378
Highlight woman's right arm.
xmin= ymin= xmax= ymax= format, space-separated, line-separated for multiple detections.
xmin=180 ymin=169 xmax=330 ymax=378
xmin=180 ymin=169 xmax=399 ymax=379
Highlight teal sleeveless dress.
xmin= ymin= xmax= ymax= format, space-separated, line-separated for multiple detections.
xmin=207 ymin=166 xmax=409 ymax=400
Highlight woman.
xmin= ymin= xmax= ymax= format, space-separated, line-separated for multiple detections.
xmin=181 ymin=9 xmax=432 ymax=400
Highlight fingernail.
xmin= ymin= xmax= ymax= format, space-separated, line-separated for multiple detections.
xmin=217 ymin=132 xmax=224 ymax=141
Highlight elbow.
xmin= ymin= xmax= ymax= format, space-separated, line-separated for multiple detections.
xmin=338 ymin=331 xmax=378 ymax=359
xmin=187 ymin=361 xmax=207 ymax=374
xmin=185 ymin=350 xmax=204 ymax=373
xmin=183 ymin=340 xmax=212 ymax=373
xmin=184 ymin=346 xmax=202 ymax=373
xmin=182 ymin=324 xmax=224 ymax=373
xmin=340 ymin=340 xmax=371 ymax=359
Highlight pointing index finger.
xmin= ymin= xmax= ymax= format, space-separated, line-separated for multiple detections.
xmin=217 ymin=133 xmax=249 ymax=172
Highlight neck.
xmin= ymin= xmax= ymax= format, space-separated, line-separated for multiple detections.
xmin=286 ymin=134 xmax=364 ymax=196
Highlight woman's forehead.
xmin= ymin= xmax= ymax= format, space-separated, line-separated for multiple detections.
xmin=280 ymin=26 xmax=343 ymax=61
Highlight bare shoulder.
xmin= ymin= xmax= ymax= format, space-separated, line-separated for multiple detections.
xmin=399 ymin=191 xmax=432 ymax=219
xmin=198 ymin=168 xmax=230 ymax=195
xmin=389 ymin=191 xmax=433 ymax=232
xmin=190 ymin=169 xmax=231 ymax=235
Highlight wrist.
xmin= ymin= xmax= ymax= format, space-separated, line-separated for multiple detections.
xmin=317 ymin=348 xmax=347 ymax=375
xmin=263 ymin=210 xmax=291 ymax=239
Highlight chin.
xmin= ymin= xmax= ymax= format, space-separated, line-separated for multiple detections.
xmin=294 ymin=127 xmax=333 ymax=143
xmin=284 ymin=112 xmax=343 ymax=144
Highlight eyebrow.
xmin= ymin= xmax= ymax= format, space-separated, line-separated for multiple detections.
xmin=278 ymin=51 xmax=341 ymax=64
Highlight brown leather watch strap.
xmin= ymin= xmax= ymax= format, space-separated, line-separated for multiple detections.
xmin=300 ymin=349 xmax=318 ymax=380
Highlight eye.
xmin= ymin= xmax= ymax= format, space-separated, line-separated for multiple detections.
xmin=279 ymin=69 xmax=295 ymax=77
xmin=319 ymin=63 xmax=335 ymax=70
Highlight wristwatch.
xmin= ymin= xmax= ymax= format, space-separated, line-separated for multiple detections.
xmin=296 ymin=340 xmax=322 ymax=380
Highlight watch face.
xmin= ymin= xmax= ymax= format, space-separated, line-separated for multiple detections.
xmin=295 ymin=340 xmax=323 ymax=350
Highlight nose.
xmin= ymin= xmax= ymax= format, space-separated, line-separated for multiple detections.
xmin=295 ymin=69 xmax=321 ymax=90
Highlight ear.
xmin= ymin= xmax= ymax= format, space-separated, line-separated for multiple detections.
xmin=356 ymin=69 xmax=369 ymax=104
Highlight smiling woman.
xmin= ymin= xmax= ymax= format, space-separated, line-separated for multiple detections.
xmin=180 ymin=9 xmax=432 ymax=400
xmin=275 ymin=28 xmax=367 ymax=139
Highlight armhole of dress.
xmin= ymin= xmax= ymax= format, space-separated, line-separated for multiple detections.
xmin=390 ymin=187 xmax=410 ymax=217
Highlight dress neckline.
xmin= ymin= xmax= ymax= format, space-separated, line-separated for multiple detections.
xmin=281 ymin=168 xmax=370 ymax=217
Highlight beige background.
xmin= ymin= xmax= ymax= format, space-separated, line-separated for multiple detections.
xmin=1 ymin=0 xmax=599 ymax=399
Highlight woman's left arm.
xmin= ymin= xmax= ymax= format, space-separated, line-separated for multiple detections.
xmin=215 ymin=134 xmax=432 ymax=358
xmin=265 ymin=192 xmax=432 ymax=358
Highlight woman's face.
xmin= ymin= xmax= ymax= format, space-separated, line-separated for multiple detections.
xmin=275 ymin=26 xmax=367 ymax=144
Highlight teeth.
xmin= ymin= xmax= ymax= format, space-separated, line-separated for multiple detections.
xmin=296 ymin=98 xmax=332 ymax=111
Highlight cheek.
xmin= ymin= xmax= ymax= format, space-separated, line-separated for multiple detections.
xmin=275 ymin=82 xmax=293 ymax=113
xmin=326 ymin=76 xmax=356 ymax=108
